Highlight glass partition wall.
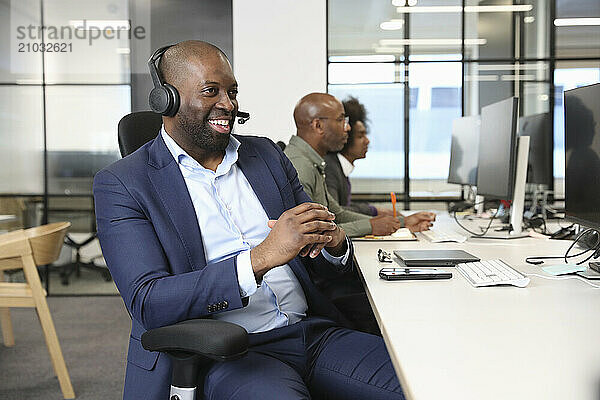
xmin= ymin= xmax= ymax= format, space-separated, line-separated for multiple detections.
xmin=328 ymin=0 xmax=600 ymax=208
xmin=0 ymin=0 xmax=132 ymax=294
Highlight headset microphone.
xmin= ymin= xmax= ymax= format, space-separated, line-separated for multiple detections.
xmin=237 ymin=111 xmax=250 ymax=124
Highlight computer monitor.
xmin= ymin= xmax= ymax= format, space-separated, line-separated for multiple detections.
xmin=564 ymin=83 xmax=600 ymax=230
xmin=476 ymin=97 xmax=519 ymax=199
xmin=518 ymin=112 xmax=552 ymax=186
xmin=448 ymin=116 xmax=480 ymax=186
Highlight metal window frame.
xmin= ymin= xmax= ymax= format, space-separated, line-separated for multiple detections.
xmin=325 ymin=0 xmax=600 ymax=205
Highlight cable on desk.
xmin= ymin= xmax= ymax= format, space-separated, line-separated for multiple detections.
xmin=556 ymin=221 xmax=574 ymax=230
xmin=525 ymin=273 xmax=600 ymax=289
xmin=523 ymin=214 xmax=548 ymax=234
xmin=532 ymin=222 xmax=585 ymax=241
xmin=452 ymin=200 xmax=500 ymax=237
xmin=525 ymin=248 xmax=592 ymax=265
xmin=563 ymin=228 xmax=600 ymax=264
xmin=525 ymin=228 xmax=600 ymax=265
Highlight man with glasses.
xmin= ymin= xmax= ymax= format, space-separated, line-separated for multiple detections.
xmin=285 ymin=92 xmax=433 ymax=238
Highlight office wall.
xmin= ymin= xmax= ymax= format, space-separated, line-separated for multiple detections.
xmin=232 ymin=0 xmax=327 ymax=143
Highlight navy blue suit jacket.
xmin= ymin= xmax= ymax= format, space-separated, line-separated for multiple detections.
xmin=93 ymin=133 xmax=353 ymax=400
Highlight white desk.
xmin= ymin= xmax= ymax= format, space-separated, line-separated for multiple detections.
xmin=353 ymin=215 xmax=600 ymax=400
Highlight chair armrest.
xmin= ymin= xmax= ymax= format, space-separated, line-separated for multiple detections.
xmin=141 ymin=319 xmax=248 ymax=362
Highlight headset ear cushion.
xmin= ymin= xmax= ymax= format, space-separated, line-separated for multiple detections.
xmin=162 ymin=83 xmax=180 ymax=117
xmin=149 ymin=86 xmax=171 ymax=115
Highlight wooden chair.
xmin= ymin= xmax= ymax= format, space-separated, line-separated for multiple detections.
xmin=0 ymin=222 xmax=75 ymax=399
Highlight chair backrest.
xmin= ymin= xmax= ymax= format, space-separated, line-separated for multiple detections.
xmin=0 ymin=222 xmax=70 ymax=267
xmin=25 ymin=222 xmax=71 ymax=265
xmin=25 ymin=222 xmax=71 ymax=266
xmin=276 ymin=141 xmax=286 ymax=151
xmin=118 ymin=111 xmax=163 ymax=157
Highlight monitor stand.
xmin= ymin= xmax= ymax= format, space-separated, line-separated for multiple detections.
xmin=474 ymin=194 xmax=485 ymax=216
xmin=474 ymin=136 xmax=530 ymax=240
xmin=465 ymin=185 xmax=476 ymax=203
xmin=526 ymin=185 xmax=554 ymax=220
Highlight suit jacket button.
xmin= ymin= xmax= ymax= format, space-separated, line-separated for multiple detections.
xmin=223 ymin=301 xmax=228 ymax=308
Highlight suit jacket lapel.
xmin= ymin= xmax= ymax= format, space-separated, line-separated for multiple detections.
xmin=235 ymin=138 xmax=313 ymax=284
xmin=235 ymin=139 xmax=285 ymax=220
xmin=147 ymin=136 xmax=206 ymax=270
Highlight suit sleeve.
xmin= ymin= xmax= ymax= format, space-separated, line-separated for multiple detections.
xmin=93 ymin=169 xmax=246 ymax=331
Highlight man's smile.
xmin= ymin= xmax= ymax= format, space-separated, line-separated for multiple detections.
xmin=208 ymin=118 xmax=231 ymax=133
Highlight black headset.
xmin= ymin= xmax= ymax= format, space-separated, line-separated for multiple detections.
xmin=147 ymin=44 xmax=250 ymax=123
xmin=148 ymin=45 xmax=179 ymax=117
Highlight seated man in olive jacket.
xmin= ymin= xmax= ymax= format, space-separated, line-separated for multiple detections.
xmin=285 ymin=92 xmax=436 ymax=238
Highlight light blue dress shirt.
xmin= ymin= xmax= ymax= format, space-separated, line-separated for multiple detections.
xmin=161 ymin=128 xmax=348 ymax=333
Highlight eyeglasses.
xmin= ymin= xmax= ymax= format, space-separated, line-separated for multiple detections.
xmin=378 ymin=249 xmax=393 ymax=263
xmin=316 ymin=115 xmax=350 ymax=127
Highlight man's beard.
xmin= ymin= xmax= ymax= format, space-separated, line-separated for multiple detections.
xmin=177 ymin=110 xmax=232 ymax=153
xmin=329 ymin=136 xmax=347 ymax=152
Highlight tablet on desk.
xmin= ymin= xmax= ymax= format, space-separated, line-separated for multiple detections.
xmin=393 ymin=249 xmax=480 ymax=267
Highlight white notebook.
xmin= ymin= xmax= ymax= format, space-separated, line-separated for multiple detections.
xmin=353 ymin=228 xmax=417 ymax=241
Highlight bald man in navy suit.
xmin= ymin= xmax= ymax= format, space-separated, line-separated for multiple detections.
xmin=94 ymin=40 xmax=405 ymax=400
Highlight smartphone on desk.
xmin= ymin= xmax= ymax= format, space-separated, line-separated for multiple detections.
xmin=379 ymin=267 xmax=452 ymax=281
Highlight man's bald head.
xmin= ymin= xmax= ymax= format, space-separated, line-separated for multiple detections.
xmin=158 ymin=40 xmax=230 ymax=89
xmin=293 ymin=93 xmax=341 ymax=130
xmin=293 ymin=92 xmax=349 ymax=156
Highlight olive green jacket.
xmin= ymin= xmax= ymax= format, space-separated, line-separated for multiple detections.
xmin=284 ymin=135 xmax=373 ymax=237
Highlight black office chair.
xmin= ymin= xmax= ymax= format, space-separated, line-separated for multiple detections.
xmin=60 ymin=232 xmax=112 ymax=285
xmin=117 ymin=110 xmax=163 ymax=157
xmin=117 ymin=111 xmax=249 ymax=400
